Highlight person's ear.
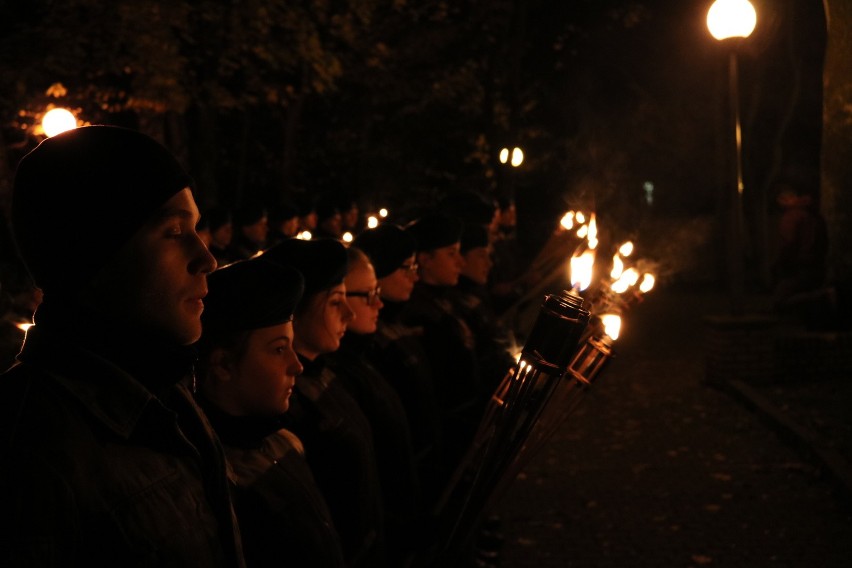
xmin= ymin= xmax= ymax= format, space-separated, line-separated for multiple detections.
xmin=209 ymin=347 xmax=235 ymax=383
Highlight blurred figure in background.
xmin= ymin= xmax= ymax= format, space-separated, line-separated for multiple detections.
xmin=204 ymin=204 xmax=236 ymax=266
xmin=266 ymin=201 xmax=300 ymax=247
xmin=231 ymin=202 xmax=269 ymax=260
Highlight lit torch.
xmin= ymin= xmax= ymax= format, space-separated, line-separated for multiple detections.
xmin=432 ymin=288 xmax=590 ymax=561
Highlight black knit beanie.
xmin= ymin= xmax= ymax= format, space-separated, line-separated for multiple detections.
xmin=352 ymin=223 xmax=416 ymax=279
xmin=11 ymin=125 xmax=193 ymax=298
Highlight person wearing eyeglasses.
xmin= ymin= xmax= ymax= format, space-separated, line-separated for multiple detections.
xmin=327 ymin=246 xmax=428 ymax=565
xmin=261 ymin=237 xmax=387 ymax=568
xmin=351 ymin=224 xmax=443 ymax=516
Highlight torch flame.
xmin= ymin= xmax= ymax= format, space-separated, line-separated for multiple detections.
xmin=600 ymin=313 xmax=622 ymax=340
xmin=611 ymin=254 xmax=624 ymax=279
xmin=379 ymin=208 xmax=388 ymax=218
xmin=618 ymin=241 xmax=634 ymax=257
xmin=296 ymin=230 xmax=312 ymax=240
xmin=367 ymin=215 xmax=379 ymax=229
xmin=570 ymin=248 xmax=595 ymax=291
xmin=587 ymin=213 xmax=598 ymax=249
xmin=639 ymin=273 xmax=656 ymax=293
xmin=575 ymin=211 xmax=586 ymax=224
xmin=576 ymin=225 xmax=588 ymax=239
xmin=560 ymin=211 xmax=575 ymax=231
xmin=342 ymin=231 xmax=353 ymax=243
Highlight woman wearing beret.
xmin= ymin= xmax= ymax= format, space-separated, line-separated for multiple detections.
xmin=262 ymin=238 xmax=387 ymax=568
xmin=195 ymin=257 xmax=345 ymax=568
xmin=327 ymin=246 xmax=429 ymax=564
xmin=351 ymin=224 xmax=445 ymax=512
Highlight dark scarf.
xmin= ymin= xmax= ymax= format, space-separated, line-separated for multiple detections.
xmin=196 ymin=400 xmax=283 ymax=449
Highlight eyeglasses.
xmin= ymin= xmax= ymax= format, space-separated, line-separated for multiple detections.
xmin=399 ymin=262 xmax=419 ymax=274
xmin=346 ymin=286 xmax=382 ymax=306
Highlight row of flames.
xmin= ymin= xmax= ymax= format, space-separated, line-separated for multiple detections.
xmin=559 ymin=210 xmax=656 ymax=343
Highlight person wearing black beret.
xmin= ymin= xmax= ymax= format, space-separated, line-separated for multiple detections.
xmin=1 ymin=125 xmax=243 ymax=565
xmin=352 ymin=224 xmax=444 ymax=518
xmin=266 ymin=201 xmax=300 ymax=248
xmin=203 ymin=204 xmax=237 ymax=266
xmin=261 ymin=237 xmax=388 ymax=568
xmin=195 ymin=257 xmax=345 ymax=568
xmin=230 ymin=201 xmax=269 ymax=261
xmin=452 ymin=223 xmax=518 ymax=398
xmin=326 ymin=246 xmax=432 ymax=565
xmin=400 ymin=212 xmax=485 ymax=514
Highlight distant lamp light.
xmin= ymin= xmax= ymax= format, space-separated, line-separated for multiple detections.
xmin=379 ymin=208 xmax=388 ymax=218
xmin=706 ymin=0 xmax=756 ymax=40
xmin=499 ymin=146 xmax=524 ymax=167
xmin=342 ymin=231 xmax=353 ymax=243
xmin=643 ymin=181 xmax=654 ymax=206
xmin=42 ymin=108 xmax=77 ymax=137
xmin=367 ymin=215 xmax=379 ymax=229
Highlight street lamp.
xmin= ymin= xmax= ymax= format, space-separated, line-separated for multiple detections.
xmin=499 ymin=146 xmax=524 ymax=168
xmin=707 ymin=0 xmax=756 ymax=316
xmin=41 ymin=107 xmax=78 ymax=137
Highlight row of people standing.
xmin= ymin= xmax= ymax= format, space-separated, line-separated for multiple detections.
xmin=191 ymin=197 xmax=523 ymax=566
xmin=1 ymin=125 xmax=525 ymax=567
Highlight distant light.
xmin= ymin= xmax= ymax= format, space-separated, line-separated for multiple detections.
xmin=643 ymin=181 xmax=654 ymax=206
xmin=510 ymin=147 xmax=524 ymax=167
xmin=499 ymin=146 xmax=524 ymax=167
xmin=42 ymin=108 xmax=77 ymax=137
xmin=342 ymin=231 xmax=353 ymax=243
xmin=379 ymin=208 xmax=388 ymax=218
xmin=367 ymin=215 xmax=379 ymax=229
xmin=707 ymin=0 xmax=756 ymax=40
xmin=297 ymin=230 xmax=312 ymax=240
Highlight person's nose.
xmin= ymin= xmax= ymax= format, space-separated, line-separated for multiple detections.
xmin=286 ymin=348 xmax=303 ymax=376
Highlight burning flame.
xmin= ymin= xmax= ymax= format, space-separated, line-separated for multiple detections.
xmin=611 ymin=267 xmax=639 ymax=293
xmin=639 ymin=273 xmax=655 ymax=293
xmin=342 ymin=231 xmax=353 ymax=243
xmin=600 ymin=313 xmax=622 ymax=340
xmin=611 ymin=254 xmax=624 ymax=279
xmin=379 ymin=208 xmax=388 ymax=218
xmin=618 ymin=241 xmax=634 ymax=257
xmin=367 ymin=216 xmax=379 ymax=229
xmin=586 ymin=213 xmax=598 ymax=249
xmin=570 ymin=248 xmax=595 ymax=291
xmin=297 ymin=230 xmax=312 ymax=240
xmin=560 ymin=211 xmax=575 ymax=231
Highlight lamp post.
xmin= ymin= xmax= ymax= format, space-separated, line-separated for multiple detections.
xmin=707 ymin=0 xmax=756 ymax=316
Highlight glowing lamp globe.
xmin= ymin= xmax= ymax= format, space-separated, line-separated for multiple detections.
xmin=707 ymin=0 xmax=756 ymax=40
xmin=42 ymin=108 xmax=77 ymax=137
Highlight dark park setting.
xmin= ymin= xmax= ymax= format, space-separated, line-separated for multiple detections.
xmin=2 ymin=0 xmax=852 ymax=566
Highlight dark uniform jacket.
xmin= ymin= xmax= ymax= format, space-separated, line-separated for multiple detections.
xmin=328 ymin=333 xmax=428 ymax=563
xmin=399 ymin=283 xmax=482 ymax=498
xmin=368 ymin=301 xmax=443 ymax=507
xmin=452 ymin=275 xmax=518 ymax=398
xmin=198 ymin=403 xmax=345 ymax=568
xmin=280 ymin=355 xmax=387 ymax=568
xmin=0 ymin=319 xmax=245 ymax=567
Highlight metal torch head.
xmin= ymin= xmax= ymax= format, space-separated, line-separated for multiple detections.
xmin=521 ymin=288 xmax=591 ymax=371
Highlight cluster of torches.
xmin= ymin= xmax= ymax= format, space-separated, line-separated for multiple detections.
xmin=434 ymin=209 xmax=658 ymax=561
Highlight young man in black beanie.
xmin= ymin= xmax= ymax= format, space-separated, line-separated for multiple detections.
xmin=0 ymin=125 xmax=245 ymax=566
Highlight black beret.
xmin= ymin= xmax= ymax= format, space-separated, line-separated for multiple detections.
xmin=316 ymin=193 xmax=341 ymax=222
xmin=269 ymin=202 xmax=299 ymax=224
xmin=352 ymin=223 xmax=416 ymax=279
xmin=261 ymin=237 xmax=348 ymax=297
xmin=460 ymin=223 xmax=490 ymax=253
xmin=11 ymin=125 xmax=194 ymax=297
xmin=439 ymin=190 xmax=497 ymax=225
xmin=205 ymin=205 xmax=233 ymax=232
xmin=233 ymin=202 xmax=267 ymax=228
xmin=405 ymin=213 xmax=463 ymax=252
xmin=202 ymin=257 xmax=304 ymax=336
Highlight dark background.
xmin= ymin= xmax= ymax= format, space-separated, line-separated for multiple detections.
xmin=0 ymin=0 xmax=843 ymax=289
